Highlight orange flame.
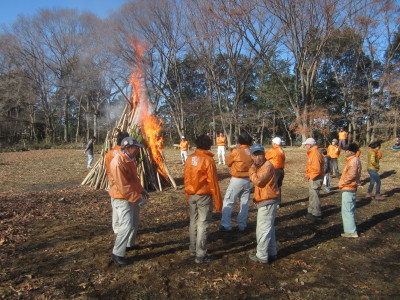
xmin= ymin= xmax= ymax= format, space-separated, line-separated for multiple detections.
xmin=129 ymin=41 xmax=168 ymax=180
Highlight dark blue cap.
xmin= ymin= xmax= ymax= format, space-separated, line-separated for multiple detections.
xmin=250 ymin=143 xmax=264 ymax=154
xmin=121 ymin=137 xmax=144 ymax=148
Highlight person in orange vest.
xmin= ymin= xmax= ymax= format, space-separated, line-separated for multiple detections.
xmin=108 ymin=137 xmax=146 ymax=266
xmin=327 ymin=139 xmax=341 ymax=178
xmin=303 ymin=138 xmax=324 ymax=221
xmin=184 ymin=134 xmax=222 ymax=264
xmin=248 ymin=143 xmax=280 ymax=264
xmin=338 ymin=128 xmax=348 ymax=148
xmin=219 ymin=131 xmax=253 ymax=232
xmin=105 ymin=131 xmax=134 ymax=240
xmin=180 ymin=136 xmax=189 ymax=164
xmin=339 ymin=143 xmax=362 ymax=238
xmin=265 ymin=137 xmax=285 ymax=203
xmin=216 ymin=132 xmax=227 ymax=164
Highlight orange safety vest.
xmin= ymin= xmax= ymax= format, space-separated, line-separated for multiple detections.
xmin=338 ymin=131 xmax=348 ymax=140
xmin=180 ymin=140 xmax=189 ymax=151
xmin=265 ymin=146 xmax=285 ymax=169
xmin=327 ymin=144 xmax=341 ymax=159
xmin=184 ymin=149 xmax=222 ymax=212
xmin=217 ymin=136 xmax=226 ymax=146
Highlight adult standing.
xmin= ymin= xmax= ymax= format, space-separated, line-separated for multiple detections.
xmin=105 ymin=131 xmax=131 ymax=236
xmin=180 ymin=136 xmax=189 ymax=164
xmin=339 ymin=143 xmax=362 ymax=238
xmin=265 ymin=137 xmax=286 ymax=203
xmin=184 ymin=134 xmax=222 ymax=264
xmin=303 ymin=138 xmax=324 ymax=220
xmin=84 ymin=136 xmax=96 ymax=168
xmin=327 ymin=139 xmax=341 ymax=178
xmin=108 ymin=137 xmax=145 ymax=266
xmin=219 ymin=132 xmax=253 ymax=232
xmin=366 ymin=141 xmax=386 ymax=200
xmin=248 ymin=144 xmax=280 ymax=264
xmin=338 ymin=128 xmax=348 ymax=149
xmin=216 ymin=132 xmax=227 ymax=164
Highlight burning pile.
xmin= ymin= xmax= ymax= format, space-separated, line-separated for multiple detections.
xmin=81 ymin=42 xmax=176 ymax=191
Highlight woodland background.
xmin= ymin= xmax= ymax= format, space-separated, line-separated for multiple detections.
xmin=0 ymin=0 xmax=400 ymax=149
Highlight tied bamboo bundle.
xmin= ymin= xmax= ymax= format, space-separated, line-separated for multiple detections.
xmin=81 ymin=103 xmax=177 ymax=191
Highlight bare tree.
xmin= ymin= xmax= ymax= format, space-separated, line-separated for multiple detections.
xmin=263 ymin=0 xmax=363 ymax=142
xmin=112 ymin=0 xmax=189 ymax=138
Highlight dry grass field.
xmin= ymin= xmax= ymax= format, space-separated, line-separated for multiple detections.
xmin=0 ymin=146 xmax=399 ymax=299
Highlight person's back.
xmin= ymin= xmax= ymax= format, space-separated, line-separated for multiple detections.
xmin=184 ymin=149 xmax=220 ymax=199
xmin=184 ymin=134 xmax=222 ymax=263
xmin=226 ymin=145 xmax=253 ymax=178
xmin=265 ymin=145 xmax=285 ymax=169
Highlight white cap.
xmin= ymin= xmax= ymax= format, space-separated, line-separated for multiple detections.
xmin=272 ymin=137 xmax=282 ymax=145
xmin=302 ymin=137 xmax=316 ymax=145
xmin=181 ymin=136 xmax=185 ymax=139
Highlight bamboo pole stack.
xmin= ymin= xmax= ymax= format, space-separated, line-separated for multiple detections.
xmin=81 ymin=103 xmax=177 ymax=191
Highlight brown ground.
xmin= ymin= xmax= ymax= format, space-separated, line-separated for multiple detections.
xmin=0 ymin=146 xmax=399 ymax=299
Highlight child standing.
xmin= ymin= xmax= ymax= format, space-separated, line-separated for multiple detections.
xmin=321 ymin=149 xmax=331 ymax=191
xmin=366 ymin=141 xmax=386 ymax=200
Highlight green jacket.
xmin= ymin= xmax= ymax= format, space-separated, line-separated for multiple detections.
xmin=367 ymin=149 xmax=380 ymax=171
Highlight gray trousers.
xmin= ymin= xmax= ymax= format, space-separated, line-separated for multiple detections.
xmin=308 ymin=176 xmax=323 ymax=217
xmin=189 ymin=194 xmax=212 ymax=258
xmin=330 ymin=158 xmax=339 ymax=177
xmin=256 ymin=202 xmax=278 ymax=261
xmin=111 ymin=198 xmax=140 ymax=257
xmin=221 ymin=177 xmax=251 ymax=230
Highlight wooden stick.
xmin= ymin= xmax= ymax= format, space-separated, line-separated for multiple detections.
xmin=163 ymin=161 xmax=177 ymax=190
xmin=111 ymin=78 xmax=132 ymax=108
xmin=156 ymin=172 xmax=162 ymax=191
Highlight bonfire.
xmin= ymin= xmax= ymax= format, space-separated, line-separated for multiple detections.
xmin=81 ymin=41 xmax=176 ymax=191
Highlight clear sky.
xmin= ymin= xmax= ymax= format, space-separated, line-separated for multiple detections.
xmin=0 ymin=0 xmax=129 ymax=25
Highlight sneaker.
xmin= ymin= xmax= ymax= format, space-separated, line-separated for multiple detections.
xmin=306 ymin=213 xmax=322 ymax=221
xmin=112 ymin=254 xmax=128 ymax=266
xmin=375 ymin=195 xmax=386 ymax=201
xmin=195 ymin=256 xmax=212 ymax=264
xmin=219 ymin=225 xmax=233 ymax=232
xmin=248 ymin=253 xmax=268 ymax=264
xmin=324 ymin=187 xmax=331 ymax=191
xmin=365 ymin=193 xmax=374 ymax=198
xmin=341 ymin=232 xmax=359 ymax=238
xmin=190 ymin=251 xmax=196 ymax=256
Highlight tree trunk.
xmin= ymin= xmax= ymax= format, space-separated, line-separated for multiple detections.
xmin=86 ymin=100 xmax=90 ymax=141
xmin=93 ymin=113 xmax=98 ymax=140
xmin=260 ymin=118 xmax=265 ymax=145
xmin=75 ymin=97 xmax=82 ymax=143
xmin=272 ymin=113 xmax=276 ymax=138
xmin=394 ymin=107 xmax=398 ymax=138
xmin=63 ymin=96 xmax=69 ymax=142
